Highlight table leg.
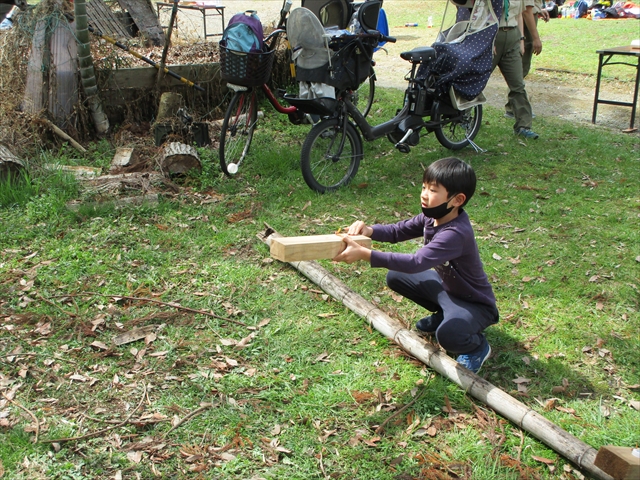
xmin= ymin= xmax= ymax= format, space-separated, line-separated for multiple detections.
xmin=629 ymin=57 xmax=639 ymax=129
xmin=202 ymin=8 xmax=207 ymax=38
xmin=592 ymin=53 xmax=605 ymax=124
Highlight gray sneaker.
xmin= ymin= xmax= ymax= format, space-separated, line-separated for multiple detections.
xmin=515 ymin=127 xmax=539 ymax=139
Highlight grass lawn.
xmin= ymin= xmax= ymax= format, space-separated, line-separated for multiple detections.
xmin=1 ymin=3 xmax=639 ymax=478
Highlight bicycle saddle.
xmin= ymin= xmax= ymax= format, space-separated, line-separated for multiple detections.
xmin=400 ymin=47 xmax=436 ymax=63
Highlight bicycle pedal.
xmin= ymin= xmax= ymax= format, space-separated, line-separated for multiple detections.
xmin=395 ymin=143 xmax=411 ymax=154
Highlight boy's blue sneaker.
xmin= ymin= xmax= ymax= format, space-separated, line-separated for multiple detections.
xmin=456 ymin=338 xmax=491 ymax=373
xmin=514 ymin=127 xmax=539 ymax=139
xmin=415 ymin=311 xmax=443 ymax=334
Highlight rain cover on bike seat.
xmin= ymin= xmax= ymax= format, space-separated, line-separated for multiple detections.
xmin=287 ymin=7 xmax=331 ymax=70
xmin=418 ymin=0 xmax=501 ymax=101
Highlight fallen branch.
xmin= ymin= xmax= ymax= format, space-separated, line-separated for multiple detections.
xmin=41 ymin=383 xmax=147 ymax=444
xmin=259 ymin=225 xmax=613 ymax=480
xmin=375 ymin=386 xmax=427 ymax=435
xmin=37 ymin=293 xmax=77 ymax=317
xmin=163 ymin=403 xmax=214 ymax=437
xmin=2 ymin=392 xmax=40 ymax=443
xmin=42 ymin=119 xmax=87 ymax=153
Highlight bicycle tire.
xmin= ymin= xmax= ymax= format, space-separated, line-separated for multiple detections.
xmin=300 ymin=118 xmax=363 ymax=193
xmin=354 ymin=72 xmax=376 ymax=118
xmin=433 ymin=104 xmax=483 ymax=151
xmin=219 ymin=90 xmax=258 ymax=176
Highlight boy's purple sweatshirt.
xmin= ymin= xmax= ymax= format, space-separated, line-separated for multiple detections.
xmin=369 ymin=210 xmax=496 ymax=307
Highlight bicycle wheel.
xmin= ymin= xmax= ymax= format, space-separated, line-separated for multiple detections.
xmin=300 ymin=118 xmax=363 ymax=193
xmin=433 ymin=104 xmax=483 ymax=151
xmin=353 ymin=72 xmax=376 ymax=118
xmin=219 ymin=90 xmax=258 ymax=176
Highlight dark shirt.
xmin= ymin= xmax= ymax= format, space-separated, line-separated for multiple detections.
xmin=369 ymin=210 xmax=496 ymax=307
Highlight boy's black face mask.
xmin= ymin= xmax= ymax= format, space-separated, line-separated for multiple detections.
xmin=422 ymin=196 xmax=456 ymax=219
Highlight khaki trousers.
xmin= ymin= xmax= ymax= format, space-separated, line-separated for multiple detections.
xmin=492 ymin=27 xmax=534 ymax=130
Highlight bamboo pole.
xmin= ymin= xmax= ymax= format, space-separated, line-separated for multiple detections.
xmin=258 ymin=226 xmax=613 ymax=480
xmin=73 ymin=0 xmax=110 ymax=135
xmin=156 ymin=0 xmax=179 ymax=92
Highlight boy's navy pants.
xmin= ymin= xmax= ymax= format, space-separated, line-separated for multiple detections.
xmin=386 ymin=269 xmax=499 ymax=354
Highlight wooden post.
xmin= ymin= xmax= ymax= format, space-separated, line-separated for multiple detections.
xmin=595 ymin=446 xmax=640 ymax=480
xmin=258 ymin=225 xmax=615 ymax=480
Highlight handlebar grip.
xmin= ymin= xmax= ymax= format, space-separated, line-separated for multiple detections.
xmin=381 ymin=34 xmax=397 ymax=43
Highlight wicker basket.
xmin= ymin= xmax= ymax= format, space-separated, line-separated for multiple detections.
xmin=219 ymin=45 xmax=275 ymax=87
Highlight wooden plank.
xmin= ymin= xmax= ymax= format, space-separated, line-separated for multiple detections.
xmin=49 ymin=19 xmax=78 ymax=127
xmin=97 ymin=63 xmax=220 ymax=90
xmin=595 ymin=446 xmax=640 ymax=480
xmin=87 ymin=0 xmax=132 ymax=39
xmin=22 ymin=19 xmax=48 ymax=113
xmin=270 ymin=234 xmax=372 ymax=262
xmin=116 ymin=0 xmax=164 ymax=46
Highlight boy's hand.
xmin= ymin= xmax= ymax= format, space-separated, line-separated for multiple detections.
xmin=345 ymin=220 xmax=373 ymax=237
xmin=333 ymin=236 xmax=372 ymax=264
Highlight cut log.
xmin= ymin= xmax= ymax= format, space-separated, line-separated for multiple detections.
xmin=270 ymin=234 xmax=371 ymax=262
xmin=156 ymin=92 xmax=183 ymax=122
xmin=44 ymin=164 xmax=101 ymax=178
xmin=595 ymin=446 xmax=640 ymax=480
xmin=0 ymin=144 xmax=26 ymax=180
xmin=258 ymin=225 xmax=614 ymax=480
xmin=83 ymin=171 xmax=165 ymax=194
xmin=160 ymin=142 xmax=201 ymax=175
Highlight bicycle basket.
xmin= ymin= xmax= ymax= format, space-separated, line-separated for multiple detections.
xmin=219 ymin=44 xmax=275 ymax=87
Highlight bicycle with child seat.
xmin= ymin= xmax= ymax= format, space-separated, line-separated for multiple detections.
xmin=285 ymin=0 xmax=500 ymax=193
xmin=218 ymin=0 xmax=376 ymax=177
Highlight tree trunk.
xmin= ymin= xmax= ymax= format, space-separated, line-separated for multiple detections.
xmin=74 ymin=0 xmax=110 ymax=135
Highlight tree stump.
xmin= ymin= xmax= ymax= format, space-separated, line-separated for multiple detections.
xmin=156 ymin=92 xmax=183 ymax=122
xmin=160 ymin=142 xmax=201 ymax=175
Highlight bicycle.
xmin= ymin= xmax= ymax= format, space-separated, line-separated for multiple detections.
xmin=218 ymin=0 xmax=307 ymax=176
xmin=285 ymin=0 xmax=500 ymax=193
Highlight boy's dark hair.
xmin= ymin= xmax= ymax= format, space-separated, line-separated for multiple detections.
xmin=423 ymin=157 xmax=476 ymax=206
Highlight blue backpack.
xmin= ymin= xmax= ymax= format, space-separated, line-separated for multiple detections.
xmin=222 ymin=12 xmax=265 ymax=53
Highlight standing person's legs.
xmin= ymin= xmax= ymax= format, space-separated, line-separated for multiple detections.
xmin=497 ymin=29 xmax=534 ymax=132
xmin=506 ymin=19 xmax=537 ymax=117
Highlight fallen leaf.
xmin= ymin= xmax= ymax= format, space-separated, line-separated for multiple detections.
xmin=127 ymin=451 xmax=143 ymax=463
xmin=512 ymin=376 xmax=531 ymax=384
xmin=532 ymin=455 xmax=555 ymax=465
xmin=492 ymin=253 xmax=502 ymax=261
xmin=90 ymin=341 xmax=109 ymax=351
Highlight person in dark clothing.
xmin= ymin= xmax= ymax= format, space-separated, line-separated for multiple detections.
xmin=333 ymin=157 xmax=498 ymax=373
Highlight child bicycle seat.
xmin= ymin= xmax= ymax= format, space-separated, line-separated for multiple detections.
xmin=400 ymin=47 xmax=437 ymax=64
xmin=301 ymin=0 xmax=353 ymax=29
